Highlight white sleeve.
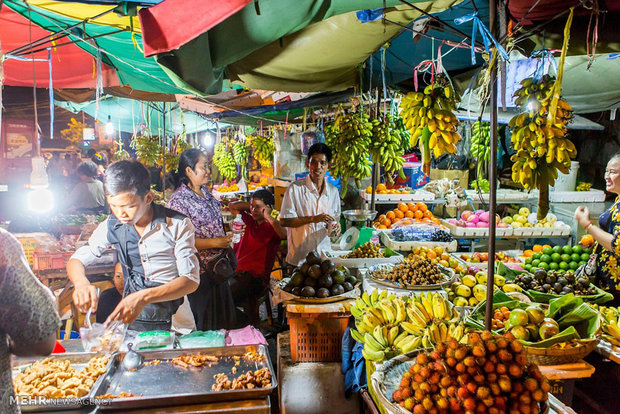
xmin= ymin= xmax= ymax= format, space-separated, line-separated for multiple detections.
xmin=70 ymin=219 xmax=111 ymax=267
xmin=173 ymin=217 xmax=200 ymax=284
xmin=279 ymin=184 xmax=298 ymax=219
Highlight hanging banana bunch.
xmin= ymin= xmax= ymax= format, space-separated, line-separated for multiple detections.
xmin=248 ymin=132 xmax=276 ymax=168
xmin=509 ymin=75 xmax=576 ymax=219
xmin=393 ymin=116 xmax=411 ymax=152
xmin=232 ymin=138 xmax=250 ymax=181
xmin=400 ymin=74 xmax=461 ymax=173
xmin=369 ymin=114 xmax=406 ymax=184
xmin=131 ymin=135 xmax=161 ymax=167
xmin=325 ymin=107 xmax=373 ymax=195
xmin=470 ymin=121 xmax=491 ymax=162
xmin=213 ymin=140 xmax=237 ymax=181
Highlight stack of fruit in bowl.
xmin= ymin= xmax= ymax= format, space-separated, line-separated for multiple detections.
xmin=522 ymin=244 xmax=591 ymax=273
xmin=446 ymin=267 xmax=522 ymax=307
xmin=408 ymin=246 xmax=464 ymax=274
xmin=501 ymin=207 xmax=558 ymax=229
xmin=365 ymin=183 xmax=410 ymax=195
xmin=374 ymin=202 xmax=439 ymax=229
xmin=446 ymin=210 xmax=509 ymax=229
xmin=459 ymin=252 xmax=520 ymax=265
xmin=501 ymin=306 xmax=558 ymax=342
xmin=512 ymin=268 xmax=597 ymax=296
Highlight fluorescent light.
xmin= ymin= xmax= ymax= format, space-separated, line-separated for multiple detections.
xmin=105 ymin=115 xmax=115 ymax=136
xmin=27 ymin=188 xmax=54 ymax=213
xmin=202 ymin=132 xmax=214 ymax=147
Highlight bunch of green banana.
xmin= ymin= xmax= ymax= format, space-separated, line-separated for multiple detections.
xmin=394 ymin=115 xmax=412 ymax=152
xmin=470 ymin=121 xmax=491 ymax=162
xmin=370 ymin=114 xmax=406 ymax=183
xmin=325 ymin=109 xmax=373 ymax=193
xmin=576 ymin=181 xmax=592 ymax=191
xmin=400 ymin=74 xmax=461 ymax=161
xmin=509 ymin=75 xmax=577 ymax=219
xmin=248 ymin=133 xmax=276 ymax=168
xmin=591 ymin=304 xmax=620 ymax=346
xmin=213 ymin=141 xmax=237 ymax=181
xmin=470 ymin=179 xmax=490 ymax=193
xmin=131 ymin=135 xmax=161 ymax=167
xmin=232 ymin=140 xmax=250 ymax=180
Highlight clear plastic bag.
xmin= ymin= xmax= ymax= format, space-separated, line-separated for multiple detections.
xmin=80 ymin=321 xmax=127 ymax=353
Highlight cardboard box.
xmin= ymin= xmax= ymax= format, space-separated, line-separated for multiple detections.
xmin=430 ymin=169 xmax=469 ymax=187
xmin=274 ymin=185 xmax=288 ymax=211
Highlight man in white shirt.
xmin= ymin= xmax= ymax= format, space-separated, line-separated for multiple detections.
xmin=280 ymin=143 xmax=341 ymax=266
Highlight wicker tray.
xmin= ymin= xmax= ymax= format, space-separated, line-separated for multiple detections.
xmin=524 ymin=339 xmax=599 ymax=366
xmin=276 ymin=280 xmax=361 ymax=304
xmin=370 ymin=349 xmax=550 ymax=414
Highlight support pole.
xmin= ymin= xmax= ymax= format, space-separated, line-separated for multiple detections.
xmin=484 ymin=0 xmax=499 ymax=331
xmin=162 ymin=102 xmax=167 ymax=196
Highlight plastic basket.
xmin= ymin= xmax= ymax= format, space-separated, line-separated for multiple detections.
xmin=287 ymin=311 xmax=350 ymax=362
xmin=33 ymin=252 xmax=74 ymax=271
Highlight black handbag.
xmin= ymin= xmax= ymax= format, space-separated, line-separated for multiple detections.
xmin=206 ymin=246 xmax=238 ymax=284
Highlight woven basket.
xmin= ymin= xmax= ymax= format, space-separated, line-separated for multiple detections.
xmin=524 ymin=339 xmax=599 ymax=366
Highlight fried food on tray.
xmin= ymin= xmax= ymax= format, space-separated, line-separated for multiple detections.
xmin=242 ymin=350 xmax=266 ymax=363
xmin=13 ymin=356 xmax=109 ymax=400
xmin=95 ymin=392 xmax=136 ymax=399
xmin=171 ymin=353 xmax=219 ymax=368
xmin=212 ymin=367 xmax=272 ymax=391
xmin=144 ymin=359 xmax=162 ymax=366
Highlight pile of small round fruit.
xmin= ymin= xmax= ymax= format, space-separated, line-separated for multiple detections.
xmin=503 ymin=306 xmax=560 ymax=342
xmin=392 ymin=332 xmax=550 ymax=413
xmin=514 ymin=268 xmax=596 ymax=295
xmin=522 ymin=244 xmax=591 ymax=273
xmin=492 ymin=306 xmax=511 ymax=330
xmin=343 ymin=242 xmax=384 ymax=259
xmin=374 ymin=257 xmax=445 ymax=286
xmin=408 ymin=246 xmax=464 ymax=274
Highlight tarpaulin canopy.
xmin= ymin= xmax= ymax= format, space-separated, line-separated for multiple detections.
xmin=55 ymin=95 xmax=215 ymax=135
xmin=455 ymin=108 xmax=604 ymax=130
xmin=0 ymin=6 xmax=119 ymax=88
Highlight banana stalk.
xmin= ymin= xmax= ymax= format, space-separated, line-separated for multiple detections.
xmin=421 ymin=126 xmax=431 ymax=175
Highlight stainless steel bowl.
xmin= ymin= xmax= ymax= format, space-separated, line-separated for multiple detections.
xmin=343 ymin=209 xmax=377 ymax=222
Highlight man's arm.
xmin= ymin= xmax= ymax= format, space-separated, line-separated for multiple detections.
xmin=229 ymin=201 xmax=250 ymax=216
xmin=67 ymin=219 xmax=112 ymax=313
xmin=262 ymin=207 xmax=287 ymax=239
xmin=280 ymin=214 xmax=333 ymax=228
xmin=279 ymin=184 xmax=333 ymax=228
xmin=106 ymin=277 xmax=198 ymax=325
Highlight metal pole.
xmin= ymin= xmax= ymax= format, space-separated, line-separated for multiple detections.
xmin=484 ymin=0 xmax=499 ymax=331
xmin=162 ymin=102 xmax=166 ymax=196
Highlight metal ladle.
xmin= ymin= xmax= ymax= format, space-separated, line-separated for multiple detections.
xmin=122 ymin=343 xmax=143 ymax=371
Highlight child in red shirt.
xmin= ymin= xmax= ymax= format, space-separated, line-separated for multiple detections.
xmin=229 ymin=190 xmax=286 ymax=325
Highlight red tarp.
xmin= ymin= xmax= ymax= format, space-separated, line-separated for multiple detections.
xmin=0 ymin=7 xmax=119 ymax=88
xmin=508 ymin=0 xmax=620 ymax=26
xmin=139 ymin=0 xmax=251 ymax=57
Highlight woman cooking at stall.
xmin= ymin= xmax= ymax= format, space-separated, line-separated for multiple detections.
xmin=167 ymin=149 xmax=237 ymax=330
xmin=575 ymin=153 xmax=620 ymax=303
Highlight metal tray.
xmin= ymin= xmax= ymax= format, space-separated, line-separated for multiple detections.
xmin=91 ymin=345 xmax=277 ymax=410
xmin=367 ymin=263 xmax=456 ymax=291
xmin=11 ymin=352 xmax=112 ymax=412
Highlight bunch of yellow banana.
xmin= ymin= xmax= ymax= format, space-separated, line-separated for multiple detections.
xmin=509 ymin=75 xmax=577 ymax=219
xmin=399 ymin=75 xmax=461 ymax=159
xmin=213 ymin=141 xmax=237 ymax=181
xmin=247 ymin=132 xmax=276 ymax=168
xmin=370 ymin=114 xmax=406 ymax=182
xmin=591 ymin=304 xmax=620 ymax=346
xmin=420 ymin=321 xmax=467 ymax=348
xmin=325 ymin=109 xmax=373 ymax=193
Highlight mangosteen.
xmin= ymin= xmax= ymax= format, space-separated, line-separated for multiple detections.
xmin=558 ymin=277 xmax=568 ymax=286
xmin=522 ymin=275 xmax=532 ymax=284
xmin=553 ymin=283 xmax=563 ymax=293
xmin=331 ymin=284 xmax=345 ymax=296
xmin=562 ymin=286 xmax=573 ymax=294
xmin=542 ymin=283 xmax=552 ymax=292
xmin=534 ymin=269 xmax=547 ymax=281
xmin=300 ymin=286 xmax=316 ymax=297
xmin=316 ymin=288 xmax=330 ymax=298
xmin=318 ymin=274 xmax=333 ymax=288
xmin=529 ymin=282 xmax=538 ymax=290
xmin=321 ymin=259 xmax=336 ymax=275
xmin=306 ymin=251 xmax=321 ymax=265
xmin=308 ymin=264 xmax=322 ymax=279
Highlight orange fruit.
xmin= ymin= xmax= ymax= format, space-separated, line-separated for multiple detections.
xmin=580 ymin=234 xmax=594 ymax=247
xmin=405 ymin=211 xmax=414 ymax=218
xmin=427 ymin=250 xmax=437 ymax=259
xmin=398 ymin=202 xmax=408 ymax=212
xmin=424 ymin=210 xmax=434 ymax=219
xmin=414 ymin=210 xmax=424 ymax=220
xmin=402 ymin=219 xmax=413 ymax=225
xmin=386 ymin=211 xmax=396 ymax=221
xmin=416 ymin=202 xmax=428 ymax=212
xmin=441 ymin=252 xmax=450 ymax=261
xmin=377 ymin=183 xmax=387 ymax=192
xmin=378 ymin=225 xmax=387 ymax=229
xmin=395 ymin=210 xmax=405 ymax=219
xmin=532 ymin=245 xmax=543 ymax=253
xmin=523 ymin=249 xmax=534 ymax=258
xmin=381 ymin=218 xmax=391 ymax=227
xmin=378 ymin=214 xmax=386 ymax=221
xmin=543 ymin=244 xmax=552 ymax=250
xmin=407 ymin=202 xmax=416 ymax=212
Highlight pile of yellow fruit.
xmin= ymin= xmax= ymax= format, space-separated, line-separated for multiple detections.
xmin=365 ymin=183 xmax=410 ymax=195
xmin=216 ymin=183 xmax=240 ymax=193
xmin=248 ymin=176 xmax=269 ymax=190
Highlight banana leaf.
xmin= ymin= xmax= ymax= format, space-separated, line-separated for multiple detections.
xmin=546 ymin=293 xmax=584 ymax=319
xmin=545 ymin=294 xmax=600 ymax=339
xmin=527 ymin=284 xmax=614 ymax=305
xmin=384 ymin=247 xmax=399 ymax=257
xmin=495 ymin=261 xmax=529 ymax=281
xmin=521 ymin=326 xmax=581 ymax=348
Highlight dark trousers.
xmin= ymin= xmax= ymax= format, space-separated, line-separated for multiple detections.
xmin=188 ymin=269 xmax=236 ymax=331
xmin=229 ymin=271 xmax=268 ymax=327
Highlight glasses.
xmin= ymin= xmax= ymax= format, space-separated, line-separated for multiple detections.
xmin=605 ymin=169 xmax=619 ymax=176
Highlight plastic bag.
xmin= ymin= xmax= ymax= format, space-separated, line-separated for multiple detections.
xmin=80 ymin=321 xmax=127 ymax=353
xmin=134 ymin=331 xmax=175 ymax=350
xmin=178 ymin=330 xmax=226 ymax=349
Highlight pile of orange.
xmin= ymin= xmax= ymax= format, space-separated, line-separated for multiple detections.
xmin=522 ymin=244 xmax=552 ymax=258
xmin=373 ymin=202 xmax=439 ymax=229
xmin=365 ymin=183 xmax=409 ymax=195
